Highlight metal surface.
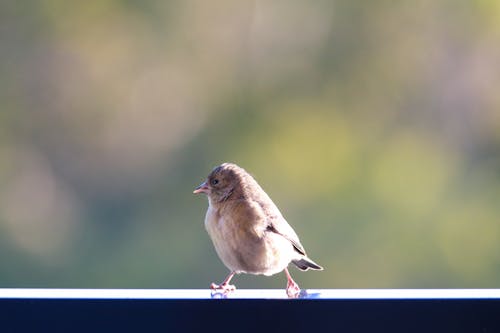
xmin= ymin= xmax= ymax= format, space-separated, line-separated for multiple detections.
xmin=1 ymin=289 xmax=499 ymax=332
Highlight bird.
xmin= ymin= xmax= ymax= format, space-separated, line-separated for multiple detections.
xmin=193 ymin=162 xmax=323 ymax=298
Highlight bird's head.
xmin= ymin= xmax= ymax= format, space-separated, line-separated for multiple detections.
xmin=193 ymin=163 xmax=244 ymax=203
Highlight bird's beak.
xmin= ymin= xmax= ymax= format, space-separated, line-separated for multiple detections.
xmin=193 ymin=181 xmax=209 ymax=194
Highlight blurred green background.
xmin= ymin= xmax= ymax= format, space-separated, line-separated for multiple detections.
xmin=1 ymin=0 xmax=499 ymax=289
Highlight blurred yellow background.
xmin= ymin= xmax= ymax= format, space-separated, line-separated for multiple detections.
xmin=1 ymin=0 xmax=499 ymax=289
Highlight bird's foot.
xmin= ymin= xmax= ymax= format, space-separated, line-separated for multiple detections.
xmin=284 ymin=268 xmax=301 ymax=298
xmin=286 ymin=280 xmax=301 ymax=299
xmin=210 ymin=271 xmax=237 ymax=298
xmin=210 ymin=282 xmax=236 ymax=293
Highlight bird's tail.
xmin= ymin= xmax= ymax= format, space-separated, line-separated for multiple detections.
xmin=292 ymin=256 xmax=323 ymax=271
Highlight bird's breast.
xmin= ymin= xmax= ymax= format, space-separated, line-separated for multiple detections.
xmin=203 ymin=204 xmax=292 ymax=275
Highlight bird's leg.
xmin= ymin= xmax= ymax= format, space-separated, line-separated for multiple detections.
xmin=210 ymin=271 xmax=236 ymax=293
xmin=285 ymin=268 xmax=301 ymax=298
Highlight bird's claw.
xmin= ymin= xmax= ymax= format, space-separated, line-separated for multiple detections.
xmin=286 ymin=281 xmax=301 ymax=299
xmin=210 ymin=282 xmax=236 ymax=293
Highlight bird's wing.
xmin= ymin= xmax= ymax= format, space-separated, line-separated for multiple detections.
xmin=253 ymin=199 xmax=307 ymax=256
xmin=266 ymin=217 xmax=306 ymax=256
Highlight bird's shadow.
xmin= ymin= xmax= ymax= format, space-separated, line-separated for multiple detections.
xmin=299 ymin=289 xmax=322 ymax=298
xmin=210 ymin=291 xmax=231 ymax=299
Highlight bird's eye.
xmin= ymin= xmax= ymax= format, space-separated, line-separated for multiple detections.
xmin=211 ymin=179 xmax=219 ymax=186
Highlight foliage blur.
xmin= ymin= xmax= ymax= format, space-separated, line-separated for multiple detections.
xmin=1 ymin=0 xmax=499 ymax=289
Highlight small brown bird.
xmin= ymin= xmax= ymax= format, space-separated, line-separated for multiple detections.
xmin=193 ymin=163 xmax=323 ymax=298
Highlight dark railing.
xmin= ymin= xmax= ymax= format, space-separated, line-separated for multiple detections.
xmin=1 ymin=289 xmax=499 ymax=332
